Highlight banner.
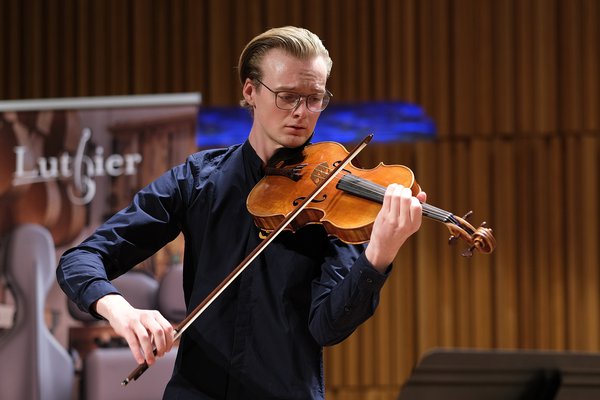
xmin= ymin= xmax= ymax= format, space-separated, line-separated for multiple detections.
xmin=0 ymin=94 xmax=201 ymax=247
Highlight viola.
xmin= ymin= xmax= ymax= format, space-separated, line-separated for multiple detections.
xmin=247 ymin=140 xmax=495 ymax=256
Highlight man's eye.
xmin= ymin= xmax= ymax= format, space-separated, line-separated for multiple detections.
xmin=278 ymin=93 xmax=299 ymax=103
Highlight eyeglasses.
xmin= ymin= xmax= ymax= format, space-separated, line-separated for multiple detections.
xmin=255 ymin=79 xmax=332 ymax=112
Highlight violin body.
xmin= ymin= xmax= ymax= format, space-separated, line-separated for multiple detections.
xmin=248 ymin=141 xmax=418 ymax=243
xmin=247 ymin=140 xmax=495 ymax=255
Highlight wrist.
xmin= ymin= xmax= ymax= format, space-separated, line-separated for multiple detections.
xmin=94 ymin=294 xmax=130 ymax=321
xmin=365 ymin=243 xmax=393 ymax=273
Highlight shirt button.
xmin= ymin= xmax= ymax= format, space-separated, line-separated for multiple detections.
xmin=344 ymin=306 xmax=351 ymax=313
xmin=366 ymin=277 xmax=374 ymax=284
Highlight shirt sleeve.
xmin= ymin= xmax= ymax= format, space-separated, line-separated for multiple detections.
xmin=308 ymin=240 xmax=390 ymax=346
xmin=56 ymin=162 xmax=191 ymax=317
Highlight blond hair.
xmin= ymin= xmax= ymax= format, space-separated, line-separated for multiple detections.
xmin=238 ymin=26 xmax=332 ymax=111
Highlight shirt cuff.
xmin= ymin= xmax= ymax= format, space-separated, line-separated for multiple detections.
xmin=81 ymin=279 xmax=121 ymax=319
xmin=354 ymin=251 xmax=389 ymax=292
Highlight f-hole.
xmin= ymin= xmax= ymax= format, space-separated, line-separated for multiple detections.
xmin=293 ymin=194 xmax=327 ymax=206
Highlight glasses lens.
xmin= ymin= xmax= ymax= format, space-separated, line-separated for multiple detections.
xmin=307 ymin=94 xmax=330 ymax=112
xmin=276 ymin=92 xmax=301 ymax=109
xmin=274 ymin=91 xmax=331 ymax=112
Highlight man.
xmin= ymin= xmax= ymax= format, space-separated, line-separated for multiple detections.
xmin=57 ymin=26 xmax=426 ymax=399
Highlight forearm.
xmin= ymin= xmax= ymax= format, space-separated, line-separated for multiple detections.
xmin=309 ymin=252 xmax=388 ymax=346
xmin=56 ymin=246 xmax=121 ymax=317
xmin=94 ymin=293 xmax=134 ymax=321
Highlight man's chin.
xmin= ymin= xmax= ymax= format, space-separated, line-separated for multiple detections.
xmin=280 ymin=134 xmax=313 ymax=149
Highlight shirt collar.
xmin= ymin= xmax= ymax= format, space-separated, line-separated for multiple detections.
xmin=242 ymin=140 xmax=264 ymax=183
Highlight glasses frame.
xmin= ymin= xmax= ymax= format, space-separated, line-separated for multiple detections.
xmin=255 ymin=78 xmax=332 ymax=113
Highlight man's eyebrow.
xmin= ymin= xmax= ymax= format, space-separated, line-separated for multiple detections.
xmin=275 ymin=85 xmax=327 ymax=94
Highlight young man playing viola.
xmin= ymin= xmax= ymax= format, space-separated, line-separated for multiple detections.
xmin=57 ymin=26 xmax=426 ymax=399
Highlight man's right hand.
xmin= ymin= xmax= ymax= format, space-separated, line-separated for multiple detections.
xmin=94 ymin=294 xmax=175 ymax=365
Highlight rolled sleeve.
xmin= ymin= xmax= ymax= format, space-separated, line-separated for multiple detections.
xmin=309 ymin=247 xmax=391 ymax=346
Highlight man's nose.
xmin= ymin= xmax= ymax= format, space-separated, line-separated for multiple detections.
xmin=292 ymin=96 xmax=309 ymax=115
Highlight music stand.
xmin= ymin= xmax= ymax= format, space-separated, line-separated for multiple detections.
xmin=398 ymin=348 xmax=600 ymax=400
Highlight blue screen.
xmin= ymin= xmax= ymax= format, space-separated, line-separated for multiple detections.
xmin=197 ymin=101 xmax=436 ymax=148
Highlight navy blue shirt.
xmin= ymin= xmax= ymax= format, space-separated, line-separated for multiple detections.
xmin=57 ymin=140 xmax=389 ymax=399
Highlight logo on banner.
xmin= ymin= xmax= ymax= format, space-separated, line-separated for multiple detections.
xmin=12 ymin=128 xmax=142 ymax=205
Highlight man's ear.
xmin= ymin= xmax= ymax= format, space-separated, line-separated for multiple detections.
xmin=242 ymin=78 xmax=255 ymax=107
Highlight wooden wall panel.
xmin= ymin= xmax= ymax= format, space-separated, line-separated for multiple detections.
xmin=2 ymin=1 xmax=600 ymax=399
xmin=493 ymin=1 xmax=516 ymax=134
xmin=582 ymin=0 xmax=600 ymax=130
xmin=548 ymin=137 xmax=567 ymax=350
xmin=515 ymin=0 xmax=534 ymax=134
xmin=533 ymin=0 xmax=559 ymax=133
xmin=558 ymin=0 xmax=583 ymax=133
xmin=581 ymin=136 xmax=599 ymax=350
xmin=492 ymin=138 xmax=519 ymax=347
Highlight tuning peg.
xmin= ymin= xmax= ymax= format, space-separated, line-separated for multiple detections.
xmin=461 ymin=245 xmax=475 ymax=258
xmin=461 ymin=210 xmax=473 ymax=221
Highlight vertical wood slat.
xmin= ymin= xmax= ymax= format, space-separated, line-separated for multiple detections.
xmin=76 ymin=0 xmax=90 ymax=96
xmin=61 ymin=0 xmax=76 ymax=97
xmin=155 ymin=0 xmax=170 ymax=93
xmin=453 ymin=141 xmax=473 ymax=347
xmin=470 ymin=139 xmax=493 ymax=347
xmin=207 ymin=0 xmax=233 ymax=105
xmin=170 ymin=0 xmax=185 ymax=93
xmin=565 ymin=137 xmax=582 ymax=349
xmin=90 ymin=0 xmax=107 ymax=95
xmin=473 ymin=1 xmax=494 ymax=136
xmin=373 ymin=260 xmax=392 ymax=386
xmin=400 ymin=0 xmax=418 ymax=102
xmin=372 ymin=0 xmax=386 ymax=99
xmin=321 ymin=0 xmax=340 ymax=97
xmin=515 ymin=0 xmax=534 ymax=134
xmin=533 ymin=0 xmax=558 ymax=134
xmin=438 ymin=141 xmax=457 ymax=347
xmin=415 ymin=141 xmax=439 ymax=354
xmin=427 ymin=0 xmax=451 ymax=135
xmin=6 ymin=0 xmax=22 ymax=98
xmin=359 ymin=306 xmax=376 ymax=387
xmin=581 ymin=137 xmax=599 ymax=350
xmin=45 ymin=0 xmax=59 ymax=97
xmin=357 ymin=0 xmax=370 ymax=100
xmin=338 ymin=0 xmax=358 ymax=100
xmin=185 ymin=0 xmax=205 ymax=94
xmin=132 ymin=0 xmax=152 ymax=94
xmin=582 ymin=0 xmax=600 ymax=130
xmin=386 ymin=0 xmax=403 ymax=100
xmin=25 ymin=0 xmax=43 ymax=98
xmin=303 ymin=0 xmax=325 ymax=39
xmin=493 ymin=138 xmax=518 ymax=348
xmin=0 ymin=2 xmax=6 ymax=97
xmin=532 ymin=138 xmax=551 ymax=348
xmin=548 ymin=137 xmax=567 ymax=349
xmin=516 ymin=139 xmax=535 ymax=348
xmin=418 ymin=0 xmax=433 ymax=128
xmin=558 ymin=0 xmax=583 ymax=133
xmin=493 ymin=0 xmax=515 ymax=134
xmin=451 ymin=0 xmax=476 ymax=136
